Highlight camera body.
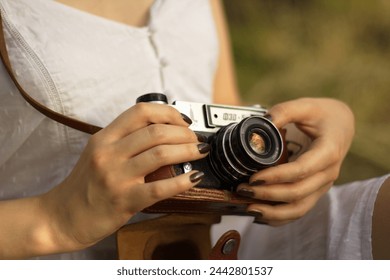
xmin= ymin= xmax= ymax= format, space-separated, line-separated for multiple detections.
xmin=137 ymin=93 xmax=285 ymax=192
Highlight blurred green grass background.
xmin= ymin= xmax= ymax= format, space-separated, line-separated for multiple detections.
xmin=223 ymin=0 xmax=390 ymax=184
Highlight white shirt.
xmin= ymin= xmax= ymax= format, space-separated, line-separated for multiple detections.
xmin=0 ymin=0 xmax=387 ymax=260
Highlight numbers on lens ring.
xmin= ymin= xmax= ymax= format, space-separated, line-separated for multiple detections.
xmin=209 ymin=266 xmax=273 ymax=276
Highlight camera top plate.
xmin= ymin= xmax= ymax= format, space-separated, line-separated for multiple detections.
xmin=172 ymin=101 xmax=267 ymax=133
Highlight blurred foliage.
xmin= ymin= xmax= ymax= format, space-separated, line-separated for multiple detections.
xmin=223 ymin=0 xmax=390 ymax=183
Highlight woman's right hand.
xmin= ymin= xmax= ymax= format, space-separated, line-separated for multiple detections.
xmin=40 ymin=102 xmax=209 ymax=253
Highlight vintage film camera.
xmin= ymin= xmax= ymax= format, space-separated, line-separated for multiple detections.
xmin=136 ymin=93 xmax=286 ymax=192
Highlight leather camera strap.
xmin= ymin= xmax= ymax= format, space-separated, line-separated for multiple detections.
xmin=0 ymin=13 xmax=101 ymax=134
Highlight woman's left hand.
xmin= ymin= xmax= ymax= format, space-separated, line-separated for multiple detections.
xmin=236 ymin=98 xmax=355 ymax=226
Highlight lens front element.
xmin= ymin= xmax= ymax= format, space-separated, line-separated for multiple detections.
xmin=248 ymin=129 xmax=267 ymax=155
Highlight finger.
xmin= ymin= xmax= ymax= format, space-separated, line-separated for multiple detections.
xmin=239 ymin=167 xmax=336 ymax=203
xmin=101 ymin=103 xmax=191 ymax=141
xmin=114 ymin=124 xmax=201 ymax=158
xmin=126 ymin=143 xmax=210 ymax=178
xmin=267 ymin=98 xmax=321 ymax=130
xmin=249 ymin=137 xmax=338 ymax=184
xmin=246 ymin=183 xmax=331 ymax=223
xmin=126 ymin=170 xmax=205 ymax=212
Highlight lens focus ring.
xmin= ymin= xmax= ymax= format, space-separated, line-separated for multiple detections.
xmin=208 ymin=116 xmax=283 ymax=186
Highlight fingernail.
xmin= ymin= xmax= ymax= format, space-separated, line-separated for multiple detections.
xmin=195 ymin=132 xmax=208 ymax=143
xmin=253 ymin=220 xmax=268 ymax=225
xmin=237 ymin=188 xmax=255 ymax=198
xmin=263 ymin=114 xmax=273 ymax=122
xmin=197 ymin=143 xmax=211 ymax=154
xmin=181 ymin=113 xmax=192 ymax=125
xmin=247 ymin=210 xmax=267 ymax=224
xmin=247 ymin=210 xmax=263 ymax=219
xmin=190 ymin=171 xmax=205 ymax=183
xmin=249 ymin=180 xmax=266 ymax=186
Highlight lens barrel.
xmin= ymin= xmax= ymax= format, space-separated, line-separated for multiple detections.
xmin=209 ymin=116 xmax=283 ymax=185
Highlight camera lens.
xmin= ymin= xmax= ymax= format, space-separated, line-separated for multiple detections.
xmin=209 ymin=116 xmax=283 ymax=186
xmin=248 ymin=129 xmax=268 ymax=155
